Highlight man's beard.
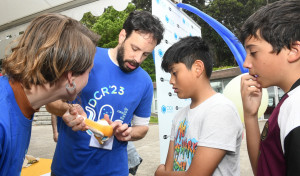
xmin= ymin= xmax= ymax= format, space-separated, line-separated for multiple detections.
xmin=117 ymin=44 xmax=140 ymax=73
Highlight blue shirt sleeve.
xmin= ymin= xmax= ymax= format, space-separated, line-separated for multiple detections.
xmin=134 ymin=80 xmax=153 ymax=118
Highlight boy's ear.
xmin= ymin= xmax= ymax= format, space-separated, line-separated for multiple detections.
xmin=287 ymin=41 xmax=300 ymax=63
xmin=193 ymin=60 xmax=204 ymax=77
xmin=118 ymin=29 xmax=126 ymax=44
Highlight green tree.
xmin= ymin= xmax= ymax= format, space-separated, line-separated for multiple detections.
xmin=132 ymin=0 xmax=152 ymax=11
xmin=80 ymin=12 xmax=98 ymax=29
xmin=91 ymin=3 xmax=136 ymax=48
xmin=200 ymin=0 xmax=245 ymax=66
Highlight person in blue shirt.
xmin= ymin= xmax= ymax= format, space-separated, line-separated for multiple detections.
xmin=0 ymin=13 xmax=99 ymax=176
xmin=46 ymin=11 xmax=164 ymax=176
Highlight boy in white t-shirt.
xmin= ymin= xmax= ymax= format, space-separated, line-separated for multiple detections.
xmin=155 ymin=36 xmax=243 ymax=176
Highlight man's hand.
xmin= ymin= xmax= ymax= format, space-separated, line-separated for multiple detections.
xmin=62 ymin=104 xmax=89 ymax=131
xmin=114 ymin=123 xmax=133 ymax=141
xmin=103 ymin=115 xmax=132 ymax=141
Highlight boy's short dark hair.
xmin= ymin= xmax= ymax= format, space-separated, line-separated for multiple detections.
xmin=161 ymin=36 xmax=213 ymax=78
xmin=123 ymin=11 xmax=164 ymax=45
xmin=239 ymin=0 xmax=300 ymax=54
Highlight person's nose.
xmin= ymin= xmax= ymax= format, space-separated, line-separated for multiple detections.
xmin=169 ymin=75 xmax=175 ymax=85
xmin=243 ymin=55 xmax=252 ymax=69
xmin=133 ymin=52 xmax=143 ymax=64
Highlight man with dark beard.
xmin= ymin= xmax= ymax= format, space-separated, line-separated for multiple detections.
xmin=46 ymin=11 xmax=164 ymax=176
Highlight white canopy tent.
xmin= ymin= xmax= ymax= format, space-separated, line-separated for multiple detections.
xmin=0 ymin=0 xmax=131 ymax=60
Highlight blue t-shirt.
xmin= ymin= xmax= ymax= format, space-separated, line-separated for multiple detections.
xmin=51 ymin=47 xmax=153 ymax=176
xmin=56 ymin=116 xmax=62 ymax=133
xmin=0 ymin=76 xmax=33 ymax=175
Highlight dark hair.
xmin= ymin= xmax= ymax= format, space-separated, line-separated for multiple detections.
xmin=239 ymin=0 xmax=300 ymax=54
xmin=161 ymin=36 xmax=212 ymax=78
xmin=2 ymin=13 xmax=100 ymax=89
xmin=123 ymin=11 xmax=164 ymax=45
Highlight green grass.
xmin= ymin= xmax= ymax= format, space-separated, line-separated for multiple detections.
xmin=213 ymin=66 xmax=235 ymax=71
xmin=150 ymin=116 xmax=158 ymax=124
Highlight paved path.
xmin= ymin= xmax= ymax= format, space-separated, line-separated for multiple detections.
xmin=28 ymin=122 xmax=266 ymax=175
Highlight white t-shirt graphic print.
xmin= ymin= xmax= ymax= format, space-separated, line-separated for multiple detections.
xmin=170 ymin=93 xmax=243 ymax=176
